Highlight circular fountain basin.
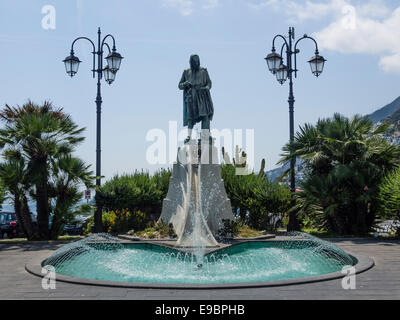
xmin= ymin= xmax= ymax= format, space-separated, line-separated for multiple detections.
xmin=26 ymin=233 xmax=374 ymax=288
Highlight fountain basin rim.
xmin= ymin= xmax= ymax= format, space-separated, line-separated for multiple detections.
xmin=25 ymin=241 xmax=374 ymax=290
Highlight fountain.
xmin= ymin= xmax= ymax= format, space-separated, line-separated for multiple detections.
xmin=25 ymin=54 xmax=374 ymax=288
xmin=27 ymin=138 xmax=373 ymax=288
xmin=33 ymin=231 xmax=373 ymax=287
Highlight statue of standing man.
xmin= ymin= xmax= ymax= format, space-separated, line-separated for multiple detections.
xmin=179 ymin=54 xmax=214 ymax=143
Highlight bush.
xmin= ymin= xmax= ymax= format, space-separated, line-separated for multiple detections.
xmin=217 ymin=219 xmax=240 ymax=238
xmin=221 ymin=164 xmax=290 ymax=230
xmin=85 ymin=209 xmax=146 ymax=234
xmin=95 ymin=169 xmax=171 ymax=216
xmin=155 ymin=220 xmax=177 ymax=238
xmin=217 ymin=219 xmax=264 ymax=238
xmin=130 ymin=220 xmax=176 ymax=239
xmin=378 ymin=167 xmax=400 ymax=235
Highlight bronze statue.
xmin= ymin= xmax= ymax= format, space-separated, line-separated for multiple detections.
xmin=179 ymin=54 xmax=214 ymax=143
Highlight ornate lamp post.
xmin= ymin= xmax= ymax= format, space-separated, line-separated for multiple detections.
xmin=63 ymin=27 xmax=123 ymax=232
xmin=265 ymin=27 xmax=326 ymax=231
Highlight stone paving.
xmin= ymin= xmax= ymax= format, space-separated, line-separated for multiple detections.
xmin=0 ymin=238 xmax=399 ymax=300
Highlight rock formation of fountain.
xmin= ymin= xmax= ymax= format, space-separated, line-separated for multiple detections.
xmin=158 ymin=136 xmax=234 ymax=249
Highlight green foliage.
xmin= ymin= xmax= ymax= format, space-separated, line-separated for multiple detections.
xmin=129 ymin=220 xmax=175 ymax=239
xmin=95 ymin=169 xmax=171 ymax=216
xmin=85 ymin=208 xmax=146 ymax=234
xmin=217 ymin=219 xmax=264 ymax=238
xmin=280 ymin=113 xmax=400 ymax=235
xmin=378 ymin=167 xmax=400 ymax=234
xmin=0 ymin=101 xmax=92 ymax=240
xmin=0 ymin=177 xmax=8 ymax=210
xmin=221 ymin=152 xmax=290 ymax=230
xmin=48 ymin=155 xmax=94 ymax=239
xmin=72 ymin=203 xmax=94 ymax=216
xmin=156 ymin=220 xmax=177 ymax=238
xmin=217 ymin=219 xmax=240 ymax=238
xmin=236 ymin=223 xmax=264 ymax=238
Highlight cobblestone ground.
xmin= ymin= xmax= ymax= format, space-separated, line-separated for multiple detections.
xmin=0 ymin=239 xmax=399 ymax=299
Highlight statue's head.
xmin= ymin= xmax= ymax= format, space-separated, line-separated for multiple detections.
xmin=190 ymin=54 xmax=200 ymax=71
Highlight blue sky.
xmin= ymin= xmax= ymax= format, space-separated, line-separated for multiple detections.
xmin=0 ymin=0 xmax=399 ymax=180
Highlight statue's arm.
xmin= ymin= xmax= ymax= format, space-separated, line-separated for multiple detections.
xmin=178 ymin=70 xmax=187 ymax=90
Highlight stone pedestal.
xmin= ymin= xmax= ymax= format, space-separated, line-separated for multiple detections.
xmin=158 ymin=139 xmax=234 ymax=247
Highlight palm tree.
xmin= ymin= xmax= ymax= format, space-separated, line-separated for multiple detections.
xmin=0 ymin=151 xmax=37 ymax=239
xmin=279 ymin=113 xmax=400 ymax=235
xmin=378 ymin=167 xmax=400 ymax=236
xmin=49 ymin=155 xmax=94 ymax=240
xmin=0 ymin=101 xmax=86 ymax=239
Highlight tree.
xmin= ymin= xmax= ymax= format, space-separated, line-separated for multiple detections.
xmin=280 ymin=113 xmax=400 ymax=235
xmin=0 ymin=176 xmax=8 ymax=214
xmin=0 ymin=101 xmax=88 ymax=240
xmin=0 ymin=151 xmax=37 ymax=239
xmin=0 ymin=179 xmax=7 ymax=210
xmin=48 ymin=155 xmax=94 ymax=239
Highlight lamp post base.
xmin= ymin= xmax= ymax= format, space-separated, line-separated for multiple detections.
xmin=287 ymin=213 xmax=300 ymax=231
xmin=94 ymin=206 xmax=104 ymax=233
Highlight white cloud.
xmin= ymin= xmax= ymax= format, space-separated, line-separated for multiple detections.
xmin=248 ymin=0 xmax=279 ymax=10
xmin=162 ymin=0 xmax=220 ymax=16
xmin=162 ymin=0 xmax=193 ymax=16
xmin=285 ymin=0 xmax=349 ymax=22
xmin=203 ymin=0 xmax=219 ymax=9
xmin=380 ymin=53 xmax=400 ymax=72
xmin=250 ymin=0 xmax=400 ymax=73
xmin=314 ymin=5 xmax=400 ymax=73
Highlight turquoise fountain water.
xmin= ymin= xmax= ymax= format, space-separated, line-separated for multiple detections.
xmin=43 ymin=233 xmax=354 ymax=284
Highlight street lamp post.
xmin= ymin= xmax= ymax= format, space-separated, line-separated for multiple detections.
xmin=63 ymin=27 xmax=123 ymax=232
xmin=265 ymin=27 xmax=326 ymax=231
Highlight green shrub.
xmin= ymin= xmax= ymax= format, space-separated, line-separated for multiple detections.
xmin=156 ymin=220 xmax=176 ymax=238
xmin=378 ymin=167 xmax=400 ymax=235
xmin=236 ymin=224 xmax=264 ymax=238
xmin=221 ymin=163 xmax=290 ymax=230
xmin=95 ymin=169 xmax=171 ymax=216
xmin=217 ymin=219 xmax=240 ymax=238
xmin=217 ymin=219 xmax=265 ymax=238
xmin=131 ymin=221 xmax=175 ymax=239
xmin=84 ymin=208 xmax=146 ymax=234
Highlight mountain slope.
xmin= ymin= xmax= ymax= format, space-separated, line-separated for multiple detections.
xmin=382 ymin=106 xmax=400 ymax=144
xmin=366 ymin=96 xmax=400 ymax=123
xmin=266 ymin=159 xmax=305 ymax=185
xmin=385 ymin=107 xmax=400 ymax=125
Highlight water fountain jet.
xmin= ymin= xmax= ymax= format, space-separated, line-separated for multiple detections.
xmin=158 ymin=137 xmax=234 ymax=252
